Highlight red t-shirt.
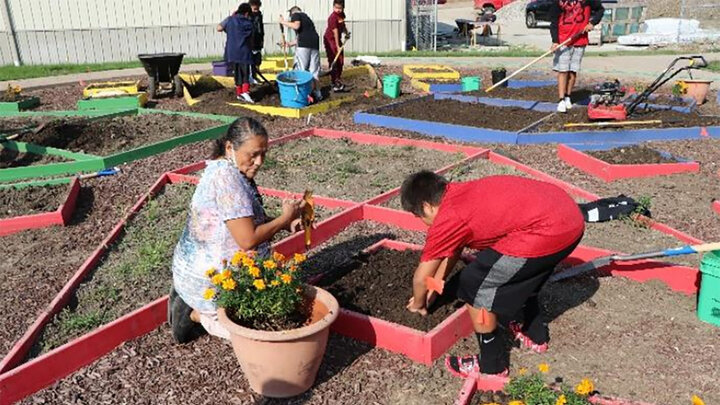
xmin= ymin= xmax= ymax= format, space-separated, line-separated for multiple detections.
xmin=324 ymin=11 xmax=346 ymax=47
xmin=558 ymin=0 xmax=591 ymax=46
xmin=421 ymin=176 xmax=585 ymax=262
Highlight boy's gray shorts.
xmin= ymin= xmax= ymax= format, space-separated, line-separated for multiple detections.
xmin=294 ymin=47 xmax=320 ymax=80
xmin=553 ymin=46 xmax=585 ymax=73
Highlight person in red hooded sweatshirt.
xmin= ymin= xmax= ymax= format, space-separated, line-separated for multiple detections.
xmin=324 ymin=0 xmax=351 ymax=92
xmin=549 ymin=0 xmax=604 ymax=113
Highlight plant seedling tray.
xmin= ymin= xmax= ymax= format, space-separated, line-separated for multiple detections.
xmin=403 ymin=64 xmax=461 ymax=80
xmin=455 ymin=374 xmax=656 ymax=405
xmin=77 ymin=93 xmax=149 ymax=111
xmin=354 ymin=95 xmax=720 ymax=145
xmin=0 ymin=177 xmax=80 ymax=236
xmin=557 ymin=144 xmax=700 ymax=182
xmin=0 ymin=96 xmax=40 ymax=112
xmin=0 ymin=109 xmax=230 ymax=183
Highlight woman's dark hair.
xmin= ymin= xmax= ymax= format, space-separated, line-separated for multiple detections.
xmin=211 ymin=117 xmax=268 ymax=159
xmin=237 ymin=3 xmax=252 ymax=15
xmin=249 ymin=0 xmax=261 ymax=6
xmin=400 ymin=171 xmax=448 ymax=217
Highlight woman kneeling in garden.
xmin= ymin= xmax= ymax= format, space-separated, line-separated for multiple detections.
xmin=168 ymin=117 xmax=305 ymax=343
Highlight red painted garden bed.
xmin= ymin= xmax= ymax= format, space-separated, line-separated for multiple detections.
xmin=557 ymin=144 xmax=700 ymax=182
xmin=0 ymin=178 xmax=81 ymax=237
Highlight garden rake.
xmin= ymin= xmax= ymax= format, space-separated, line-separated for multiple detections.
xmin=549 ymin=242 xmax=720 ymax=283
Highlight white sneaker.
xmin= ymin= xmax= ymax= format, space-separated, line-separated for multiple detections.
xmin=564 ymin=96 xmax=572 ymax=110
xmin=240 ymin=93 xmax=254 ymax=103
xmin=557 ymin=100 xmax=567 ymax=113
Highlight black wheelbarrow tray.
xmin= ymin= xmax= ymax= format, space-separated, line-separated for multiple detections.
xmin=138 ymin=53 xmax=185 ymax=98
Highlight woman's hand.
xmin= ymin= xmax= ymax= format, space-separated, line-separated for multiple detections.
xmin=280 ymin=198 xmax=304 ymax=222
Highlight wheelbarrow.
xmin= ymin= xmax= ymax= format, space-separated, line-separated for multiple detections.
xmin=138 ymin=53 xmax=185 ymax=98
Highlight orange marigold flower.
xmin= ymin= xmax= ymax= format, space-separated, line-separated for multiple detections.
xmin=271 ymin=280 xmax=281 ymax=287
xmin=205 ymin=268 xmax=217 ymax=278
xmin=248 ymin=266 xmax=261 ymax=278
xmin=242 ymin=256 xmax=255 ymax=267
xmin=508 ymin=401 xmax=524 ymax=405
xmin=273 ymin=252 xmax=286 ymax=262
xmin=203 ymin=288 xmax=216 ymax=300
xmin=538 ymin=363 xmax=550 ymax=373
xmin=211 ymin=274 xmax=224 ymax=285
xmin=691 ymin=395 xmax=705 ymax=405
xmin=253 ymin=279 xmax=266 ymax=290
xmin=575 ymin=378 xmax=594 ymax=396
xmin=221 ymin=269 xmax=232 ymax=280
xmin=222 ymin=278 xmax=237 ymax=291
xmin=289 ymin=265 xmax=298 ymax=273
xmin=281 ymin=274 xmax=293 ymax=284
xmin=263 ymin=260 xmax=277 ymax=270
xmin=293 ymin=253 xmax=306 ymax=264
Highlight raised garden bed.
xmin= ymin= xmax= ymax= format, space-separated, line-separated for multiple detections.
xmin=0 ymin=178 xmax=80 ymax=237
xmin=470 ymin=85 xmax=592 ymax=104
xmin=0 ymin=147 xmax=70 ymax=168
xmin=403 ymin=64 xmax=461 ymax=80
xmin=558 ymin=144 xmax=700 ymax=182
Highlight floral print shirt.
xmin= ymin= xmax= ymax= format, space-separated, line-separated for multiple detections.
xmin=172 ymin=159 xmax=269 ymax=312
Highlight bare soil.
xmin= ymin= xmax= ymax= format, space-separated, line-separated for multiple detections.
xmin=0 ymin=93 xmax=33 ymax=103
xmin=255 ymin=136 xmax=461 ymax=202
xmin=0 ymin=148 xmax=70 ymax=168
xmin=0 ymin=184 xmax=67 ymax=219
xmin=469 ymin=86 xmax=592 ymax=104
xmin=20 ymin=114 xmax=218 ymax=156
xmin=379 ymin=98 xmax=549 ymax=131
xmin=588 ymin=145 xmax=679 ymax=164
xmin=318 ymin=248 xmax=464 ymax=332
xmin=538 ymin=107 xmax=720 ymax=132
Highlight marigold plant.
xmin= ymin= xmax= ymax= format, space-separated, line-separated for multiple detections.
xmin=505 ymin=372 xmax=593 ymax=405
xmin=204 ymin=250 xmax=306 ymax=331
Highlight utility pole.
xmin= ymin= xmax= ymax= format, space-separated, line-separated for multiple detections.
xmin=0 ymin=0 xmax=21 ymax=66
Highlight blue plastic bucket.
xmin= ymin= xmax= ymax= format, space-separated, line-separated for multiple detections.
xmin=276 ymin=70 xmax=314 ymax=108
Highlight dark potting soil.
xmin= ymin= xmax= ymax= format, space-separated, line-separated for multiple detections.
xmin=380 ymin=98 xmax=549 ymax=131
xmin=468 ymin=86 xmax=592 ymax=104
xmin=588 ymin=145 xmax=679 ymax=164
xmin=255 ymin=136 xmax=461 ymax=202
xmin=538 ymin=107 xmax=720 ymax=133
xmin=0 ymin=147 xmax=70 ymax=168
xmin=317 ymin=249 xmax=464 ymax=332
xmin=34 ymin=183 xmax=195 ymax=355
xmin=183 ymin=75 xmax=226 ymax=99
xmin=473 ymin=390 xmax=513 ymax=404
xmin=0 ymin=184 xmax=67 ymax=219
xmin=20 ymin=114 xmax=218 ymax=156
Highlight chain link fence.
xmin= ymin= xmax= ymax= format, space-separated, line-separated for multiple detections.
xmin=406 ymin=0 xmax=438 ymax=51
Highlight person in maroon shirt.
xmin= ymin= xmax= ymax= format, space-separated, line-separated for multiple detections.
xmin=401 ymin=171 xmax=585 ymax=377
xmin=324 ymin=0 xmax=350 ymax=92
xmin=549 ymin=0 xmax=604 ymax=113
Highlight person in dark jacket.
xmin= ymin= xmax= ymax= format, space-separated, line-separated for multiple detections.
xmin=549 ymin=0 xmax=604 ymax=113
xmin=218 ymin=3 xmax=255 ymax=103
xmin=249 ymin=0 xmax=264 ymax=84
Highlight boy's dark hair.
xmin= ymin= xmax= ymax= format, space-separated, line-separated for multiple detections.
xmin=237 ymin=3 xmax=252 ymax=15
xmin=211 ymin=117 xmax=268 ymax=159
xmin=249 ymin=0 xmax=261 ymax=6
xmin=333 ymin=0 xmax=345 ymax=6
xmin=400 ymin=171 xmax=448 ymax=217
xmin=289 ymin=6 xmax=302 ymax=13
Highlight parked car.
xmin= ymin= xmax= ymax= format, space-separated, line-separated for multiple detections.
xmin=474 ymin=0 xmax=515 ymax=13
xmin=526 ymin=0 xmax=617 ymax=28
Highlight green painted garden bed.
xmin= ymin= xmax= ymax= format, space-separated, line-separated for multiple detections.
xmin=0 ymin=96 xmax=40 ymax=112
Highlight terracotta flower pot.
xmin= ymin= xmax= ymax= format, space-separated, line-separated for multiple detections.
xmin=683 ymin=79 xmax=713 ymax=105
xmin=217 ymin=285 xmax=339 ymax=398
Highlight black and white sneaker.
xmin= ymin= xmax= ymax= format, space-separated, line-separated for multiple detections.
xmin=332 ymin=83 xmax=346 ymax=92
xmin=445 ymin=354 xmax=510 ymax=379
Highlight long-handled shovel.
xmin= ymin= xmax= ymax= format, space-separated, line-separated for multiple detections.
xmin=485 ymin=31 xmax=582 ymax=93
xmin=279 ymin=23 xmax=290 ymax=71
xmin=549 ymin=242 xmax=720 ymax=283
xmin=320 ymin=37 xmax=351 ymax=78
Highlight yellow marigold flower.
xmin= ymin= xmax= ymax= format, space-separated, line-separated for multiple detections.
xmin=692 ymin=395 xmax=705 ymax=405
xmin=575 ymin=378 xmax=594 ymax=396
xmin=248 ymin=266 xmax=261 ymax=278
xmin=271 ymin=280 xmax=281 ymax=287
xmin=253 ymin=279 xmax=266 ymax=291
xmin=205 ymin=268 xmax=217 ymax=278
xmin=538 ymin=363 xmax=550 ymax=373
xmin=289 ymin=264 xmax=298 ymax=273
xmin=482 ymin=403 xmax=501 ymax=405
xmin=231 ymin=251 xmax=246 ymax=266
xmin=221 ymin=269 xmax=232 ymax=280
xmin=293 ymin=253 xmax=306 ymax=263
xmin=281 ymin=274 xmax=293 ymax=284
xmin=555 ymin=395 xmax=567 ymax=405
xmin=211 ymin=274 xmax=224 ymax=285
xmin=242 ymin=256 xmax=255 ymax=267
xmin=222 ymin=278 xmax=237 ymax=291
xmin=203 ymin=288 xmax=215 ymax=300
xmin=263 ymin=260 xmax=277 ymax=270
xmin=518 ymin=367 xmax=528 ymax=376
xmin=508 ymin=401 xmax=524 ymax=405
xmin=273 ymin=252 xmax=286 ymax=262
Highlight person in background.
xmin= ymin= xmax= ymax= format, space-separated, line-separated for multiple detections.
xmin=280 ymin=6 xmax=323 ymax=102
xmin=218 ymin=3 xmax=255 ymax=103
xmin=168 ymin=118 xmax=305 ymax=343
xmin=549 ymin=0 xmax=604 ymax=113
xmin=324 ymin=0 xmax=351 ymax=92
xmin=249 ymin=0 xmax=264 ymax=85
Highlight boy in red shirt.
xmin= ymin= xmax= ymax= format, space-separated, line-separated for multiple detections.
xmin=324 ymin=0 xmax=350 ymax=92
xmin=549 ymin=0 xmax=604 ymax=113
xmin=401 ymin=171 xmax=585 ymax=377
